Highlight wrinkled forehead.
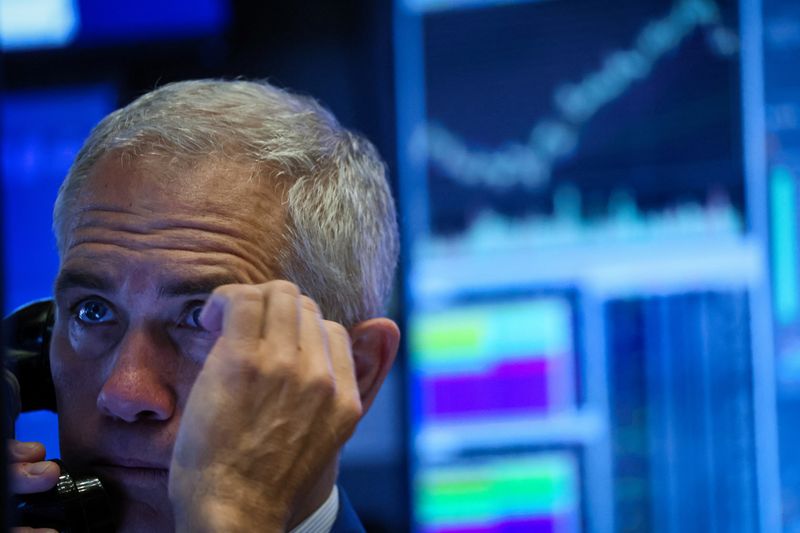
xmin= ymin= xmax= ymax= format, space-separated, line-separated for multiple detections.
xmin=58 ymin=152 xmax=287 ymax=247
xmin=84 ymin=153 xmax=273 ymax=207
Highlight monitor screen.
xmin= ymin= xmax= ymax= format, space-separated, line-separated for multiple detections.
xmin=416 ymin=451 xmax=582 ymax=533
xmin=0 ymin=0 xmax=230 ymax=51
xmin=396 ymin=0 xmax=763 ymax=531
xmin=404 ymin=0 xmax=743 ymax=266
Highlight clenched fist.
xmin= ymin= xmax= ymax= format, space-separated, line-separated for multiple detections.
xmin=168 ymin=281 xmax=398 ymax=532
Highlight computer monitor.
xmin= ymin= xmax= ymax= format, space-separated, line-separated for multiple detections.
xmin=396 ymin=0 xmax=772 ymax=530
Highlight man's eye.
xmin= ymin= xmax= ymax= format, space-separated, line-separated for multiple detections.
xmin=180 ymin=304 xmax=206 ymax=329
xmin=74 ymin=300 xmax=114 ymax=324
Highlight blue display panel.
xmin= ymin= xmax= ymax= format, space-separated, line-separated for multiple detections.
xmin=2 ymin=85 xmax=117 ymax=454
xmin=409 ymin=293 xmax=583 ymax=533
xmin=605 ymin=291 xmax=757 ymax=532
xmin=396 ymin=0 xmax=770 ymax=531
xmin=404 ymin=0 xmax=743 ymax=267
xmin=2 ymin=85 xmax=116 ymax=313
xmin=762 ymin=0 xmax=800 ymax=529
xmin=75 ymin=0 xmax=230 ymax=44
xmin=0 ymin=0 xmax=79 ymax=50
xmin=411 ymin=298 xmax=576 ymax=424
xmin=416 ymin=451 xmax=582 ymax=533
xmin=0 ymin=0 xmax=229 ymax=51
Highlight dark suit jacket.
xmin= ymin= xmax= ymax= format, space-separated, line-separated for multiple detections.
xmin=331 ymin=488 xmax=366 ymax=533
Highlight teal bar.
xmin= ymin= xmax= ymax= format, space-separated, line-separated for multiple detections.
xmin=771 ymin=166 xmax=799 ymax=325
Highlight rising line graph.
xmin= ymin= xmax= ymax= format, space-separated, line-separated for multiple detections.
xmin=411 ymin=0 xmax=738 ymax=192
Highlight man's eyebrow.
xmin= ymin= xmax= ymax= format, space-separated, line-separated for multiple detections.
xmin=54 ymin=269 xmax=113 ymax=294
xmin=159 ymin=275 xmax=241 ymax=297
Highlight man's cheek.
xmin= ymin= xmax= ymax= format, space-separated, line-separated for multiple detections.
xmin=51 ymin=333 xmax=108 ymax=411
xmin=61 ymin=322 xmax=119 ymax=361
xmin=171 ymin=350 xmax=206 ymax=411
xmin=173 ymin=330 xmax=219 ymax=366
xmin=52 ymin=358 xmax=104 ymax=472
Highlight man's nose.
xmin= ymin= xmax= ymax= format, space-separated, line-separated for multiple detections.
xmin=96 ymin=324 xmax=176 ymax=423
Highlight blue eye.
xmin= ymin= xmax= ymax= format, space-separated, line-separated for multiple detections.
xmin=181 ymin=304 xmax=206 ymax=330
xmin=75 ymin=300 xmax=114 ymax=324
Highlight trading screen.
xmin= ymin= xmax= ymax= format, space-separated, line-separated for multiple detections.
xmin=396 ymin=0 xmax=776 ymax=531
xmin=763 ymin=0 xmax=800 ymax=530
xmin=406 ymin=0 xmax=743 ymax=264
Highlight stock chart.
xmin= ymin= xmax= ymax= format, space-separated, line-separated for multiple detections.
xmin=396 ymin=0 xmax=765 ymax=531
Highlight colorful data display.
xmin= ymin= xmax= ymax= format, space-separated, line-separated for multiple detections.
xmin=410 ymin=298 xmax=576 ymax=424
xmin=416 ymin=453 xmax=581 ymax=533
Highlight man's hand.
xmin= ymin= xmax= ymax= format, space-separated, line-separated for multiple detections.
xmin=168 ymin=281 xmax=363 ymax=533
xmin=8 ymin=439 xmax=61 ymax=533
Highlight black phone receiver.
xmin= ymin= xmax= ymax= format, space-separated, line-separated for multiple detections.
xmin=4 ymin=299 xmax=116 ymax=533
xmin=4 ymin=298 xmax=57 ymax=413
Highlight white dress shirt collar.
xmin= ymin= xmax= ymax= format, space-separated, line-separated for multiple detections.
xmin=289 ymin=485 xmax=339 ymax=533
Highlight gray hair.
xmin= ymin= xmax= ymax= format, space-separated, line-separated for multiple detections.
xmin=53 ymin=79 xmax=399 ymax=327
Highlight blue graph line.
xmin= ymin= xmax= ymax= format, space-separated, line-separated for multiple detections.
xmin=413 ymin=0 xmax=737 ymax=191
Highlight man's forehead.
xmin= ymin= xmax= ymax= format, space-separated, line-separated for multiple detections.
xmin=56 ymin=153 xmax=289 ymax=285
xmin=57 ymin=221 xmax=282 ymax=290
xmin=78 ymin=152 xmax=279 ymax=209
xmin=61 ymin=153 xmax=287 ymax=242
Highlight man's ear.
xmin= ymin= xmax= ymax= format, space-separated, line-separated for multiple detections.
xmin=348 ymin=317 xmax=400 ymax=415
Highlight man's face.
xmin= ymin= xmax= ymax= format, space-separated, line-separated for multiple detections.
xmin=50 ymin=154 xmax=283 ymax=532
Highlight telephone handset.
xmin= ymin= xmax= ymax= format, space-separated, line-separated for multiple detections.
xmin=4 ymin=299 xmax=115 ymax=533
xmin=5 ymin=299 xmax=57 ymax=412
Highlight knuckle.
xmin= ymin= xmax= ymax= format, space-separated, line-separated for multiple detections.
xmin=308 ymin=373 xmax=336 ymax=396
xmin=211 ymin=284 xmax=263 ymax=306
xmin=10 ymin=441 xmax=45 ymax=463
xmin=299 ymin=295 xmax=321 ymax=314
xmin=10 ymin=461 xmax=58 ymax=493
xmin=347 ymin=396 xmax=364 ymax=418
xmin=267 ymin=280 xmax=300 ymax=297
xmin=343 ymin=405 xmax=362 ymax=426
xmin=269 ymin=356 xmax=296 ymax=379
xmin=337 ymin=396 xmax=363 ymax=428
xmin=231 ymin=285 xmax=264 ymax=303
xmin=323 ymin=321 xmax=350 ymax=342
xmin=209 ymin=283 xmax=238 ymax=299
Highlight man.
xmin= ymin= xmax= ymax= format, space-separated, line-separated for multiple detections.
xmin=9 ymin=79 xmax=400 ymax=532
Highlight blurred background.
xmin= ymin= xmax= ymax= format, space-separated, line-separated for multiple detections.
xmin=1 ymin=0 xmax=799 ymax=531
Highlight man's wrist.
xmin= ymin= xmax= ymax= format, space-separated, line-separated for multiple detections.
xmin=170 ymin=466 xmax=292 ymax=533
xmin=174 ymin=496 xmax=287 ymax=533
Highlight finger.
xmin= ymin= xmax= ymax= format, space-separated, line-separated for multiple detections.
xmin=202 ymin=285 xmax=265 ymax=341
xmin=324 ymin=321 xmax=361 ymax=407
xmin=296 ymin=296 xmax=332 ymax=375
xmin=13 ymin=528 xmax=59 ymax=533
xmin=8 ymin=440 xmax=46 ymax=463
xmin=263 ymin=282 xmax=301 ymax=360
xmin=11 ymin=461 xmax=61 ymax=494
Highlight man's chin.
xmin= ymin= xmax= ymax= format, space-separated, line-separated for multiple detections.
xmin=114 ymin=499 xmax=175 ymax=533
xmin=59 ymin=448 xmax=174 ymax=531
xmin=91 ymin=468 xmax=174 ymax=533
